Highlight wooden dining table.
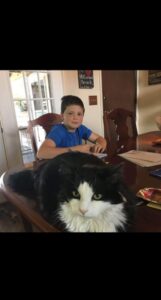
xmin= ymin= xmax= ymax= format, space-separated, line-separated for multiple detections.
xmin=1 ymin=130 xmax=161 ymax=232
xmin=137 ymin=131 xmax=161 ymax=153
xmin=109 ymin=131 xmax=161 ymax=232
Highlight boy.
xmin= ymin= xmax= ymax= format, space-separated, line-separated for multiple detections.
xmin=37 ymin=95 xmax=107 ymax=159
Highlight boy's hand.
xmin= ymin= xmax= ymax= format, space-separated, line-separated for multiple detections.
xmin=90 ymin=144 xmax=105 ymax=153
xmin=72 ymin=144 xmax=92 ymax=153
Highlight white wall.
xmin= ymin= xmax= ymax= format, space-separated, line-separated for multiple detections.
xmin=49 ymin=71 xmax=64 ymax=114
xmin=0 ymin=71 xmax=23 ymax=174
xmin=62 ymin=70 xmax=104 ymax=136
xmin=137 ymin=70 xmax=161 ymax=134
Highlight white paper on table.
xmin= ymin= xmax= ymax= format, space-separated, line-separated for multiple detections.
xmin=121 ymin=150 xmax=161 ymax=162
xmin=94 ymin=153 xmax=108 ymax=159
xmin=118 ymin=150 xmax=161 ymax=167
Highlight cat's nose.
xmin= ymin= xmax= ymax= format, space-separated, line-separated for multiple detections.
xmin=79 ymin=208 xmax=88 ymax=215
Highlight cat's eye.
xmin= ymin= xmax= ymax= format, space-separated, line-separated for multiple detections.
xmin=93 ymin=193 xmax=102 ymax=200
xmin=72 ymin=191 xmax=80 ymax=198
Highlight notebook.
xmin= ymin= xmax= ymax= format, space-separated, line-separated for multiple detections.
xmin=149 ymin=168 xmax=161 ymax=178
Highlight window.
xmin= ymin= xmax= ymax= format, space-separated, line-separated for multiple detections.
xmin=9 ymin=71 xmax=55 ymax=163
xmin=9 ymin=71 xmax=54 ymax=126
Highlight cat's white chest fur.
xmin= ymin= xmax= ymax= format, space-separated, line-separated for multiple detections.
xmin=58 ymin=181 xmax=127 ymax=232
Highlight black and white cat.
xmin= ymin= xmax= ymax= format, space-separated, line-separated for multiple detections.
xmin=8 ymin=152 xmax=136 ymax=232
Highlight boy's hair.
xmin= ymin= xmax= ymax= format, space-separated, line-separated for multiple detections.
xmin=61 ymin=95 xmax=85 ymax=114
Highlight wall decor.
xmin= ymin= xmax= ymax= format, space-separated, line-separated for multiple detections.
xmin=148 ymin=70 xmax=161 ymax=85
xmin=78 ymin=70 xmax=94 ymax=89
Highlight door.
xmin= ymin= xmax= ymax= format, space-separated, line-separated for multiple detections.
xmin=102 ymin=70 xmax=137 ymax=151
xmin=9 ymin=71 xmax=55 ymax=164
xmin=102 ymin=70 xmax=136 ymax=112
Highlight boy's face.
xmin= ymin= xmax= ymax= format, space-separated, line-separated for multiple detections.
xmin=62 ymin=105 xmax=84 ymax=131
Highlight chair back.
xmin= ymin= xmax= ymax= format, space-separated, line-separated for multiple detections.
xmin=27 ymin=113 xmax=62 ymax=157
xmin=103 ymin=108 xmax=137 ymax=157
xmin=155 ymin=115 xmax=161 ymax=130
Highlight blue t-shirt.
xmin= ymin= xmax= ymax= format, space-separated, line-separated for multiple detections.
xmin=46 ymin=124 xmax=92 ymax=147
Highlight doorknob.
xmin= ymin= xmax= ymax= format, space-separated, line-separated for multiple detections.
xmin=103 ymin=96 xmax=107 ymax=101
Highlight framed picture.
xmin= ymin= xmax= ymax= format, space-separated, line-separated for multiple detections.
xmin=148 ymin=70 xmax=161 ymax=85
xmin=78 ymin=70 xmax=94 ymax=89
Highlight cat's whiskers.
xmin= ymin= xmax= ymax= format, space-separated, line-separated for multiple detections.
xmin=118 ymin=192 xmax=127 ymax=202
xmin=59 ymin=199 xmax=127 ymax=232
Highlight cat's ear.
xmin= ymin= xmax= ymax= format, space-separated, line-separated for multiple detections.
xmin=98 ymin=162 xmax=124 ymax=184
xmin=108 ymin=162 xmax=124 ymax=184
xmin=110 ymin=162 xmax=124 ymax=175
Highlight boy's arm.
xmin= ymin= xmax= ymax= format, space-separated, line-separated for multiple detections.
xmin=36 ymin=139 xmax=70 ymax=159
xmin=88 ymin=132 xmax=107 ymax=153
xmin=37 ymin=139 xmax=92 ymax=159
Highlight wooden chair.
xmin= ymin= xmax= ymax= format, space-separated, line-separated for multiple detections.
xmin=27 ymin=113 xmax=62 ymax=161
xmin=155 ymin=115 xmax=161 ymax=130
xmin=103 ymin=108 xmax=137 ymax=157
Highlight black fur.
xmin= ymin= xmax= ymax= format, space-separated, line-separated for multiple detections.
xmin=8 ymin=152 xmax=136 ymax=231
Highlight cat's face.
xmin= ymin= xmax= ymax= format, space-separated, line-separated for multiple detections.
xmin=58 ymin=165 xmax=128 ymax=232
